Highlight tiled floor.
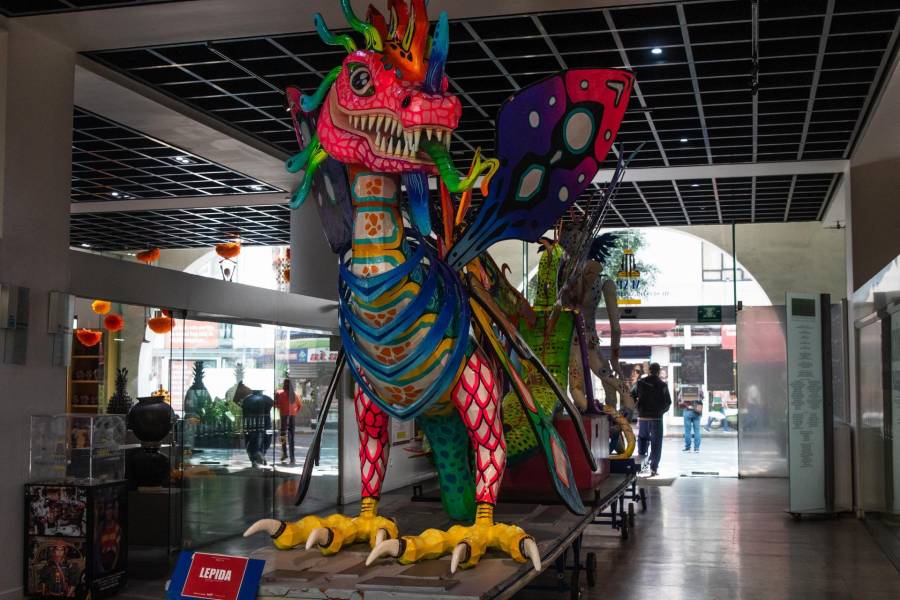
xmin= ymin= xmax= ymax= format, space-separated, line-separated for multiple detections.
xmin=574 ymin=478 xmax=900 ymax=600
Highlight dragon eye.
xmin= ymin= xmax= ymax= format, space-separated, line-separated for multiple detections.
xmin=348 ymin=63 xmax=374 ymax=97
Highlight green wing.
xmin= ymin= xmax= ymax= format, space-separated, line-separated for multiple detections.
xmin=467 ymin=274 xmax=589 ymax=515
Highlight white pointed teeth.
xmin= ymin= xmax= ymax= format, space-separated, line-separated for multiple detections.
xmin=414 ymin=129 xmax=421 ymax=149
xmin=425 ymin=128 xmax=433 ymax=141
xmin=305 ymin=527 xmax=332 ymax=550
xmin=450 ymin=542 xmax=471 ymax=574
xmin=435 ymin=129 xmax=443 ymax=143
xmin=366 ymin=539 xmax=401 ymax=566
xmin=522 ymin=537 xmax=541 ymax=572
xmin=243 ymin=519 xmax=282 ymax=538
xmin=376 ymin=114 xmax=384 ymax=131
xmin=374 ymin=528 xmax=390 ymax=546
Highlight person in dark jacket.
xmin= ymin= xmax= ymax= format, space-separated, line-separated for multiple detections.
xmin=631 ymin=362 xmax=672 ymax=476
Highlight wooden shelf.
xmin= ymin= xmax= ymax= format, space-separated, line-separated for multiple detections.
xmin=72 ymin=380 xmax=101 ymax=383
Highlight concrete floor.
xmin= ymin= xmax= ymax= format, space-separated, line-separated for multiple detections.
xmin=575 ymin=478 xmax=900 ymax=600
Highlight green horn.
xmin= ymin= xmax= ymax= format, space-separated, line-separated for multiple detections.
xmin=341 ymin=0 xmax=382 ymax=51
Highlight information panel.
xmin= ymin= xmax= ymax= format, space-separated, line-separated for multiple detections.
xmin=786 ymin=293 xmax=826 ymax=514
xmin=891 ymin=311 xmax=900 ymax=513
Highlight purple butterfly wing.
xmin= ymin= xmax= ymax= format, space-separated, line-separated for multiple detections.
xmin=447 ymin=69 xmax=634 ymax=270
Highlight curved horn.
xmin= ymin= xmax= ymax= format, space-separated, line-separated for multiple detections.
xmin=341 ymin=0 xmax=383 ymax=51
xmin=314 ymin=13 xmax=357 ymax=53
xmin=424 ymin=11 xmax=449 ymax=94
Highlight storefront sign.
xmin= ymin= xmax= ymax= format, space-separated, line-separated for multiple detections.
xmin=169 ymin=551 xmax=264 ymax=600
xmin=697 ymin=305 xmax=722 ymax=323
xmin=786 ymin=293 xmax=826 ymax=514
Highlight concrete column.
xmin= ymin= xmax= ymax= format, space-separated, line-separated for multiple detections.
xmin=0 ymin=23 xmax=75 ymax=598
xmin=289 ymin=199 xmax=338 ymax=301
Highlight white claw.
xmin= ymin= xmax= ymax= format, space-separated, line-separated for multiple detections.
xmin=243 ymin=519 xmax=282 ymax=538
xmin=450 ymin=542 xmax=470 ymax=574
xmin=522 ymin=537 xmax=542 ymax=572
xmin=366 ymin=539 xmax=401 ymax=566
xmin=374 ymin=528 xmax=389 ymax=546
xmin=305 ymin=527 xmax=331 ymax=550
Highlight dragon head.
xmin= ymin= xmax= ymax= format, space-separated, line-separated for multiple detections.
xmin=295 ymin=0 xmax=461 ymax=176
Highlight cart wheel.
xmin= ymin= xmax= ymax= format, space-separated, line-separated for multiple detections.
xmin=640 ymin=487 xmax=648 ymax=512
xmin=629 ymin=502 xmax=636 ymax=527
xmin=570 ymin=566 xmax=582 ymax=600
xmin=586 ymin=552 xmax=597 ymax=588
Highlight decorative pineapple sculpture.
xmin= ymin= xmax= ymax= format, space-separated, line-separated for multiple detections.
xmin=107 ymin=368 xmax=133 ymax=414
xmin=184 ymin=360 xmax=212 ymax=417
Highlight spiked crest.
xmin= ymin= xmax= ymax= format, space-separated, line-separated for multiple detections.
xmin=367 ymin=0 xmax=430 ymax=82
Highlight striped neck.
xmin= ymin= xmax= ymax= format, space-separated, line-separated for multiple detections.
xmin=350 ymin=170 xmax=406 ymax=277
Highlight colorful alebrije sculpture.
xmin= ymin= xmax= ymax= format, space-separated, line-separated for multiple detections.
xmin=245 ymin=0 xmax=633 ymax=573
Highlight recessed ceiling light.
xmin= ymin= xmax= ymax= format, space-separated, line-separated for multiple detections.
xmin=80 ymin=243 xmax=91 ymax=248
xmin=691 ymin=184 xmax=699 ymax=187
xmin=248 ymin=184 xmax=265 ymax=191
xmin=173 ymin=155 xmax=195 ymax=165
xmin=680 ymin=138 xmax=688 ymax=143
xmin=651 ymin=47 xmax=663 ymax=55
xmin=110 ymin=191 xmax=120 ymax=197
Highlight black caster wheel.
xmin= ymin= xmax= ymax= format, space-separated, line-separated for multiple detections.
xmin=629 ymin=502 xmax=636 ymax=527
xmin=640 ymin=487 xmax=648 ymax=512
xmin=586 ymin=552 xmax=597 ymax=588
xmin=621 ymin=516 xmax=629 ymax=540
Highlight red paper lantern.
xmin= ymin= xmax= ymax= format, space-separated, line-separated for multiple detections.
xmin=215 ymin=242 xmax=241 ymax=260
xmin=76 ymin=329 xmax=102 ymax=347
xmin=148 ymin=316 xmax=175 ymax=334
xmin=136 ymin=248 xmax=161 ymax=265
xmin=103 ymin=314 xmax=124 ymax=332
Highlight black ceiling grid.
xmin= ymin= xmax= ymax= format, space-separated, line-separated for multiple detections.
xmin=70 ymin=204 xmax=290 ymax=251
xmin=0 ymin=0 xmax=193 ymax=17
xmin=86 ymin=0 xmax=900 ymax=170
xmin=72 ymin=107 xmax=283 ymax=203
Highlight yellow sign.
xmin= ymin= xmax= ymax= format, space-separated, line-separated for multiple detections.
xmin=616 ymin=248 xmax=642 ymax=305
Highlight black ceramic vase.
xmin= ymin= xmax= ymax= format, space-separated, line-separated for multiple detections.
xmin=127 ymin=396 xmax=175 ymax=487
xmin=127 ymin=395 xmax=174 ymax=443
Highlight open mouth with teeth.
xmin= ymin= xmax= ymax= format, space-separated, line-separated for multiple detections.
xmin=330 ymin=94 xmax=452 ymax=164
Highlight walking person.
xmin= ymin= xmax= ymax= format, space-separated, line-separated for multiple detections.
xmin=275 ymin=378 xmax=302 ymax=464
xmin=680 ymin=388 xmax=703 ymax=452
xmin=631 ymin=363 xmax=672 ymax=477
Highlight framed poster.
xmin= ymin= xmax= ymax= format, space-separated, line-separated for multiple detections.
xmin=26 ymin=537 xmax=87 ymax=598
xmin=27 ymin=486 xmax=87 ymax=537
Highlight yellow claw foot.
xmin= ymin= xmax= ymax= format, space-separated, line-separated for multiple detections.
xmin=243 ymin=497 xmax=398 ymax=555
xmin=366 ymin=503 xmax=540 ymax=573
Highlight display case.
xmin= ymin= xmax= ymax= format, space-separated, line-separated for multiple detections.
xmin=27 ymin=415 xmax=128 ymax=599
xmin=30 ymin=415 xmax=126 ymax=483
